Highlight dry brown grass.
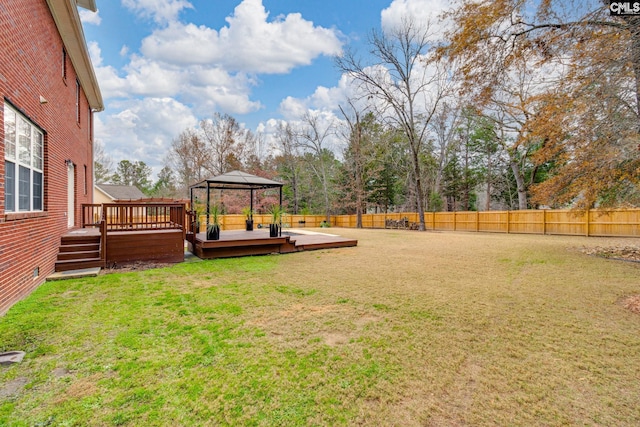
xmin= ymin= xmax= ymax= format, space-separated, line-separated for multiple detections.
xmin=259 ymin=229 xmax=640 ymax=425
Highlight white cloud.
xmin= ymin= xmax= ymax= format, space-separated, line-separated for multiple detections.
xmin=278 ymin=96 xmax=309 ymax=121
xmin=278 ymin=73 xmax=376 ymax=120
xmin=140 ymin=0 xmax=342 ymax=74
xmin=95 ymin=97 xmax=198 ymax=175
xmin=93 ymin=0 xmax=341 ymax=119
xmin=381 ymin=0 xmax=450 ymax=40
xmin=87 ymin=41 xmax=102 ymax=66
xmin=123 ymin=56 xmax=183 ymax=97
xmin=121 ymin=0 xmax=193 ymax=25
xmin=79 ymin=8 xmax=102 ymax=25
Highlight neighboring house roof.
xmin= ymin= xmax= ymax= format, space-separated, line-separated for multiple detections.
xmin=77 ymin=0 xmax=97 ymax=12
xmin=46 ymin=0 xmax=103 ymax=111
xmin=95 ymin=184 xmax=146 ymax=201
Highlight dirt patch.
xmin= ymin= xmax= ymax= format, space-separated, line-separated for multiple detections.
xmin=0 ymin=377 xmax=28 ymax=399
xmin=52 ymin=374 xmax=102 ymax=405
xmin=101 ymin=260 xmax=176 ymax=274
xmin=580 ymin=245 xmax=640 ymax=262
xmin=621 ymin=295 xmax=640 ymax=314
xmin=322 ymin=332 xmax=350 ymax=346
xmin=52 ymin=367 xmax=71 ymax=378
xmin=277 ymin=303 xmax=343 ymax=319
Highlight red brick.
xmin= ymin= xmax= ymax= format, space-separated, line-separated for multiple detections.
xmin=0 ymin=0 xmax=97 ymax=314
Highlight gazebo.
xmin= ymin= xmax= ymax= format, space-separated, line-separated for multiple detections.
xmin=189 ymin=170 xmax=284 ymax=235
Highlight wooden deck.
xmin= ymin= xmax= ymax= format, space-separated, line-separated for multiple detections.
xmin=56 ymin=227 xmax=185 ymax=271
xmin=107 ymin=228 xmax=184 ymax=266
xmin=189 ymin=229 xmax=357 ymax=260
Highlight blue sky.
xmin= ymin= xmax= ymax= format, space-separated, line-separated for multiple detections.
xmin=80 ymin=0 xmax=448 ymax=177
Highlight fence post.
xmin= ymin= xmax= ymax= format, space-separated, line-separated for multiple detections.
xmin=453 ymin=211 xmax=457 ymax=231
xmin=542 ymin=209 xmax=546 ymax=235
xmin=585 ymin=209 xmax=590 ymax=237
xmin=476 ymin=211 xmax=479 ymax=232
xmin=506 ymin=211 xmax=510 ymax=234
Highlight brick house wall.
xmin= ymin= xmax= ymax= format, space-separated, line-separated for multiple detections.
xmin=0 ymin=0 xmax=101 ymax=314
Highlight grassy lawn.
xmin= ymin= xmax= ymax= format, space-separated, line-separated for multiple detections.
xmin=1 ymin=229 xmax=639 ymax=426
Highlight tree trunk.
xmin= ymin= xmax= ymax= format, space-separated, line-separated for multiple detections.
xmin=510 ymin=160 xmax=528 ymax=210
xmin=486 ymin=151 xmax=492 ymax=211
xmin=411 ymin=148 xmax=426 ymax=230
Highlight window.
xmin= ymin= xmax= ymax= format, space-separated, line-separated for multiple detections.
xmin=4 ymin=103 xmax=44 ymax=212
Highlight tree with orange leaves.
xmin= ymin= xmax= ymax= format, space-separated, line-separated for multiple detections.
xmin=443 ymin=0 xmax=639 ymax=208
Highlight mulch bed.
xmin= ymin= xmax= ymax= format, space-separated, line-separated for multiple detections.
xmin=621 ymin=295 xmax=640 ymax=315
xmin=580 ymin=245 xmax=640 ymax=263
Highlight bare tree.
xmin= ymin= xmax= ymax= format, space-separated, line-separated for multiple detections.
xmin=200 ymin=113 xmax=255 ymax=176
xmin=166 ymin=128 xmax=211 ymax=194
xmin=93 ymin=140 xmax=113 ymax=184
xmin=339 ymin=101 xmax=366 ymax=227
xmin=429 ymin=100 xmax=462 ymax=210
xmin=273 ymin=122 xmax=303 ymax=214
xmin=336 ymin=18 xmax=453 ymax=230
xmin=296 ymin=112 xmax=337 ymax=222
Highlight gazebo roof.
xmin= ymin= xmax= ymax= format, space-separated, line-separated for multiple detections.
xmin=190 ymin=170 xmax=283 ymax=190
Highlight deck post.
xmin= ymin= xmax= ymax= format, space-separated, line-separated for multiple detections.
xmin=100 ymin=217 xmax=107 ymax=267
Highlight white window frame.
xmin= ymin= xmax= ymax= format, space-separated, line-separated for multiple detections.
xmin=4 ymin=103 xmax=44 ymax=213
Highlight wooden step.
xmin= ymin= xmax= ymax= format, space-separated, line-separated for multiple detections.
xmin=60 ymin=236 xmax=101 ymax=246
xmin=56 ymin=250 xmax=100 ymax=261
xmin=55 ymin=258 xmax=104 ymax=272
xmin=58 ymin=242 xmax=100 ymax=253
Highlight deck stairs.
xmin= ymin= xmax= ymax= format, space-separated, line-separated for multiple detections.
xmin=55 ymin=229 xmax=104 ymax=272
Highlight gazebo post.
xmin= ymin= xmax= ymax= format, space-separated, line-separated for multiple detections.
xmin=190 ymin=187 xmax=194 ymax=233
xmin=206 ymin=183 xmax=211 ymax=229
xmin=250 ymin=189 xmax=254 ymax=219
xmin=279 ymin=186 xmax=282 ymax=237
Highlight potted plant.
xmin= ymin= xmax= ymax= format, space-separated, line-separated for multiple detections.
xmin=242 ymin=206 xmax=254 ymax=231
xmin=268 ymin=204 xmax=284 ymax=237
xmin=206 ymin=204 xmax=221 ymax=240
xmin=192 ymin=203 xmax=205 ymax=234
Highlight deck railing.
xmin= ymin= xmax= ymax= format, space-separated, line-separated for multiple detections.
xmin=82 ymin=204 xmax=103 ymax=227
xmin=82 ymin=202 xmax=187 ymax=234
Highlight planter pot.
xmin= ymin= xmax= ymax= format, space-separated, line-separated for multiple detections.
xmin=207 ymin=225 xmax=220 ymax=240
xmin=269 ymin=223 xmax=279 ymax=238
xmin=245 ymin=220 xmax=254 ymax=231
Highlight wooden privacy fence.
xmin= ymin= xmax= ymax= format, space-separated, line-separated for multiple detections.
xmin=335 ymin=209 xmax=640 ymax=237
xmin=209 ymin=209 xmax=639 ymax=238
